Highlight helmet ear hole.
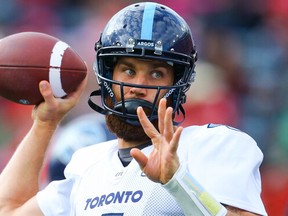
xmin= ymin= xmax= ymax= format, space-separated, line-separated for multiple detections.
xmin=104 ymin=57 xmax=115 ymax=69
xmin=173 ymin=64 xmax=185 ymax=84
xmin=100 ymin=56 xmax=116 ymax=80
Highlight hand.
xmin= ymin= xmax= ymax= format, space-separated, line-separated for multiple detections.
xmin=130 ymin=98 xmax=183 ymax=184
xmin=32 ymin=74 xmax=88 ymax=127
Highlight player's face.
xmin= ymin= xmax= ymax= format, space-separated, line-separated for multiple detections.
xmin=112 ymin=57 xmax=174 ymax=104
xmin=105 ymin=57 xmax=174 ymax=143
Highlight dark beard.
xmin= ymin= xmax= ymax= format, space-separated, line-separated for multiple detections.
xmin=106 ymin=114 xmax=159 ymax=143
xmin=103 ymin=91 xmax=173 ymax=142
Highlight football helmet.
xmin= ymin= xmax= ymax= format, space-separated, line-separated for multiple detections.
xmin=88 ymin=2 xmax=197 ymax=125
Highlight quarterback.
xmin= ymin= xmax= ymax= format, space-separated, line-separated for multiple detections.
xmin=0 ymin=2 xmax=267 ymax=216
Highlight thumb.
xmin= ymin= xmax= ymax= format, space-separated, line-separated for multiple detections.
xmin=130 ymin=148 xmax=148 ymax=170
xmin=39 ymin=80 xmax=55 ymax=103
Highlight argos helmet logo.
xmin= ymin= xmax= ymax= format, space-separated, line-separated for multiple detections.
xmin=136 ymin=40 xmax=155 ymax=47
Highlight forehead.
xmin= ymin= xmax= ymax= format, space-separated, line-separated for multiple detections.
xmin=116 ymin=57 xmax=173 ymax=69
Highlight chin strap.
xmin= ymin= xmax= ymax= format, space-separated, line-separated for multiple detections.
xmin=88 ymin=89 xmax=187 ymax=126
xmin=173 ymin=104 xmax=186 ymax=126
xmin=88 ymin=90 xmax=111 ymax=115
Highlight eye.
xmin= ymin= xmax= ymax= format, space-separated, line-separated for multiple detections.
xmin=151 ymin=71 xmax=163 ymax=79
xmin=124 ymin=69 xmax=135 ymax=76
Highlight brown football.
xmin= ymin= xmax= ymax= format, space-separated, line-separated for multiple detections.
xmin=0 ymin=32 xmax=87 ymax=105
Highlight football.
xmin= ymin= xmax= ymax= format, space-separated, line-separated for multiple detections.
xmin=0 ymin=32 xmax=87 ymax=105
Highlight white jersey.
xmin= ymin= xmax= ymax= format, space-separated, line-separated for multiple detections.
xmin=37 ymin=124 xmax=267 ymax=215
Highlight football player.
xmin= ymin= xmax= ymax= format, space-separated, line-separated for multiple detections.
xmin=0 ymin=2 xmax=267 ymax=215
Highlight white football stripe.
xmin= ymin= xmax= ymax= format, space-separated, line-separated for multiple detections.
xmin=49 ymin=41 xmax=69 ymax=97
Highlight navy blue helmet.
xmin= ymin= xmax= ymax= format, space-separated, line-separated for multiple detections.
xmin=88 ymin=2 xmax=197 ymax=125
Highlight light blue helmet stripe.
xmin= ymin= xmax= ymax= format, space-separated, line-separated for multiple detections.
xmin=141 ymin=3 xmax=156 ymax=40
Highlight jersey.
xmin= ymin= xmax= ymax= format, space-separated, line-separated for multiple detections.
xmin=37 ymin=124 xmax=267 ymax=215
xmin=47 ymin=113 xmax=115 ymax=181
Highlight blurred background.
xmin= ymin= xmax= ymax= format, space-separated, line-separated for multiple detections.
xmin=0 ymin=0 xmax=287 ymax=215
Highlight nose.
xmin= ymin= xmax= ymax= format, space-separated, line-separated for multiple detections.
xmin=129 ymin=75 xmax=148 ymax=97
xmin=129 ymin=86 xmax=147 ymax=97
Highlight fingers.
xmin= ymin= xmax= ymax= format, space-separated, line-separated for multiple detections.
xmin=158 ymin=98 xmax=174 ymax=142
xmin=160 ymin=98 xmax=181 ymax=153
xmin=34 ymin=76 xmax=87 ymax=123
xmin=137 ymin=98 xmax=180 ymax=146
xmin=157 ymin=98 xmax=166 ymax=134
xmin=163 ymin=107 xmax=174 ymax=142
xmin=137 ymin=106 xmax=159 ymax=139
xmin=38 ymin=74 xmax=87 ymax=107
xmin=170 ymin=126 xmax=182 ymax=153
